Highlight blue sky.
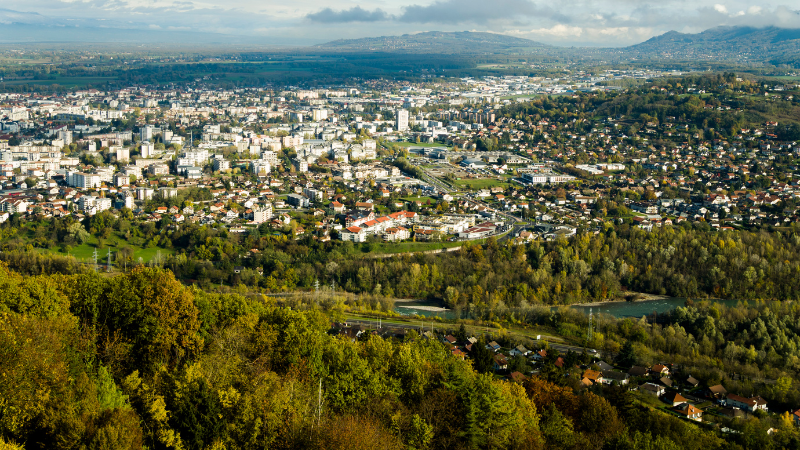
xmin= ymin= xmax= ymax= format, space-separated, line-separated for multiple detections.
xmin=0 ymin=0 xmax=798 ymax=46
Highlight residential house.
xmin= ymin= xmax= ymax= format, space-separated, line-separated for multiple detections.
xmin=639 ymin=383 xmax=665 ymax=397
xmin=493 ymin=354 xmax=509 ymax=371
xmin=582 ymin=369 xmax=603 ymax=385
xmin=486 ymin=341 xmax=501 ymax=353
xmin=601 ymin=371 xmax=630 ymax=386
xmin=672 ymin=403 xmax=703 ymax=422
xmin=651 ymin=364 xmax=670 ymax=376
xmin=708 ymin=385 xmax=728 ymax=399
xmin=509 ymin=345 xmax=530 ymax=357
xmin=725 ymin=394 xmax=768 ymax=413
xmin=341 ymin=226 xmax=367 ymax=243
xmin=508 ymin=372 xmax=528 ymax=384
xmin=532 ymin=350 xmax=547 ymax=361
xmin=663 ymin=392 xmax=688 ymax=407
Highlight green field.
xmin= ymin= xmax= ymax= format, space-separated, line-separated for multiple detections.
xmin=499 ymin=93 xmax=541 ymax=100
xmin=765 ymin=75 xmax=800 ymax=81
xmin=0 ymin=76 xmax=118 ymax=87
xmin=30 ymin=232 xmax=175 ymax=265
xmin=365 ymin=240 xmax=463 ymax=254
xmin=45 ymin=242 xmax=174 ymax=264
xmin=451 ymin=178 xmax=512 ymax=190
xmin=401 ymin=196 xmax=439 ymax=204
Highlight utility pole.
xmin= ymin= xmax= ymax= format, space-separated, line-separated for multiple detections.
xmin=316 ymin=379 xmax=323 ymax=426
xmin=92 ymin=248 xmax=98 ymax=272
xmin=588 ymin=308 xmax=593 ymax=343
xmin=107 ymin=248 xmax=112 ymax=272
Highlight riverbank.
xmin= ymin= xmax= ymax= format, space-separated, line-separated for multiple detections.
xmin=396 ymin=305 xmax=451 ymax=313
xmin=571 ymin=293 xmax=671 ymax=307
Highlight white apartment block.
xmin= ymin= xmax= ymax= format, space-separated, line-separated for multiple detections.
xmin=396 ymin=109 xmax=409 ymax=131
xmin=140 ymin=141 xmax=155 ymax=158
xmin=140 ymin=125 xmax=153 ymax=142
xmin=114 ymin=146 xmax=130 ymax=163
xmin=252 ymin=160 xmax=271 ymax=175
xmin=252 ymin=205 xmax=273 ymax=224
xmin=70 ymin=172 xmax=101 ymax=189
xmin=79 ymin=195 xmax=112 ymax=214
xmin=261 ymin=151 xmax=278 ymax=166
xmin=213 ymin=159 xmax=231 ymax=171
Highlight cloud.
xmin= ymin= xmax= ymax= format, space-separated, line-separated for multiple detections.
xmin=399 ymin=0 xmax=540 ymax=24
xmin=306 ymin=6 xmax=389 ymax=23
xmin=713 ymin=4 xmax=727 ymax=14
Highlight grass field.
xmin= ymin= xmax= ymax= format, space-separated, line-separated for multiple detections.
xmin=365 ymin=230 xmax=509 ymax=255
xmin=31 ymin=232 xmax=175 ymax=264
xmin=0 ymin=76 xmax=118 ymax=87
xmin=364 ymin=241 xmax=463 ymax=254
xmin=499 ymin=94 xmax=541 ymax=100
xmin=451 ymin=178 xmax=512 ymax=190
xmin=401 ymin=196 xmax=439 ymax=204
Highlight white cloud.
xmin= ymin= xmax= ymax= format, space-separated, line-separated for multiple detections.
xmin=0 ymin=0 xmax=797 ymax=46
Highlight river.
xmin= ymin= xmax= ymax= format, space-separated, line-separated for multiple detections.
xmin=569 ymin=298 xmax=741 ymax=318
xmin=393 ymin=297 xmax=742 ymax=320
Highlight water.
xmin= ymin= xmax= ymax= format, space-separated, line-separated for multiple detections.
xmin=394 ymin=301 xmax=458 ymax=320
xmin=392 ymin=298 xmax=743 ymax=320
xmin=569 ymin=298 xmax=741 ymax=318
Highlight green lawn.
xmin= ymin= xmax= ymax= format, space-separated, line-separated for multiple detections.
xmin=364 ymin=228 xmax=511 ymax=255
xmin=452 ymin=178 xmax=512 ymax=190
xmin=45 ymin=243 xmax=174 ymax=264
xmin=364 ymin=240 xmax=463 ymax=254
xmin=34 ymin=232 xmax=175 ymax=264
xmin=401 ymin=196 xmax=439 ymax=204
xmin=499 ymin=94 xmax=541 ymax=100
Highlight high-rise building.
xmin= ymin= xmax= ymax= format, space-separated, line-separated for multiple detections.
xmin=396 ymin=109 xmax=409 ymax=132
xmin=140 ymin=141 xmax=154 ymax=158
xmin=57 ymin=129 xmax=73 ymax=145
xmin=140 ymin=125 xmax=153 ymax=142
xmin=312 ymin=109 xmax=328 ymax=121
xmin=114 ymin=146 xmax=130 ymax=163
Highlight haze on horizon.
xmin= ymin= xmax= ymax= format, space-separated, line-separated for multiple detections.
xmin=0 ymin=0 xmax=798 ymax=47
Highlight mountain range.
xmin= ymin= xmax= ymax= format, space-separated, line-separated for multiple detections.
xmin=0 ymin=6 xmax=797 ymax=67
xmin=314 ymin=31 xmax=548 ymax=54
xmin=627 ymin=26 xmax=800 ymax=65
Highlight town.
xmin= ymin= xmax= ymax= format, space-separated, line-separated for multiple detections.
xmin=1 ymin=71 xmax=799 ymax=253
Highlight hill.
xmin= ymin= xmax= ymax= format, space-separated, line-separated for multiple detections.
xmin=315 ymin=31 xmax=548 ymax=54
xmin=625 ymin=26 xmax=800 ymax=65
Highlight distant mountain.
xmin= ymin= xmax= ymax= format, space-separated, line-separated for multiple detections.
xmin=315 ymin=31 xmax=548 ymax=53
xmin=625 ymin=26 xmax=800 ymax=65
xmin=0 ymin=8 xmax=310 ymax=46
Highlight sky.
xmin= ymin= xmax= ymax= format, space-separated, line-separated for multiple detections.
xmin=0 ymin=0 xmax=798 ymax=47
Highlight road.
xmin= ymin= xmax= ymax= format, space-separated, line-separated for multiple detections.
xmin=344 ymin=317 xmax=597 ymax=356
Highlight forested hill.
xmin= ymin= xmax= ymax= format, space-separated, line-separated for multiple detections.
xmin=315 ymin=31 xmax=549 ymax=53
xmin=625 ymin=26 xmax=800 ymax=66
xmin=0 ymin=263 xmax=755 ymax=450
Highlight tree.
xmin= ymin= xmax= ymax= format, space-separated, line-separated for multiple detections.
xmin=104 ymin=267 xmax=202 ymax=371
xmin=616 ymin=340 xmax=636 ymax=368
xmin=472 ymin=339 xmax=494 ymax=374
